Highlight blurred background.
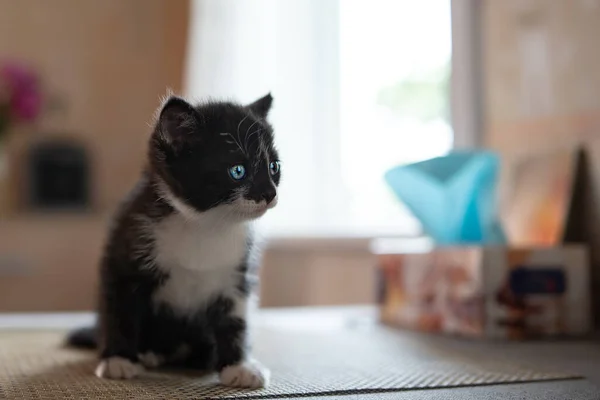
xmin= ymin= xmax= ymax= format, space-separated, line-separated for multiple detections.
xmin=1 ymin=0 xmax=599 ymax=311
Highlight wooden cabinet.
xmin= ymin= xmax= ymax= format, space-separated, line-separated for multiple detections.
xmin=0 ymin=216 xmax=106 ymax=311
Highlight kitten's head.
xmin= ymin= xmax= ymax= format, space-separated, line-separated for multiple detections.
xmin=149 ymin=93 xmax=280 ymax=221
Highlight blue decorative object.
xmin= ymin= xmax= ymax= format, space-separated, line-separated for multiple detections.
xmin=384 ymin=151 xmax=506 ymax=245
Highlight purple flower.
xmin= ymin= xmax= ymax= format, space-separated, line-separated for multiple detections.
xmin=1 ymin=63 xmax=37 ymax=89
xmin=11 ymin=89 xmax=41 ymax=121
xmin=0 ymin=61 xmax=42 ymax=122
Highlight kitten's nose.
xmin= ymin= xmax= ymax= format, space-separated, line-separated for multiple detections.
xmin=261 ymin=188 xmax=276 ymax=204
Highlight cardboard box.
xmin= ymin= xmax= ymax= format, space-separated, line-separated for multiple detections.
xmin=375 ymin=242 xmax=591 ymax=339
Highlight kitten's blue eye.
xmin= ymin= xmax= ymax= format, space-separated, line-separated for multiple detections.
xmin=229 ymin=165 xmax=246 ymax=180
xmin=269 ymin=161 xmax=281 ymax=175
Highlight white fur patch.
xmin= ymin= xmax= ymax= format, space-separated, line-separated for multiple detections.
xmin=231 ymin=197 xmax=270 ymax=219
xmin=95 ymin=357 xmax=143 ymax=380
xmin=220 ymin=360 xmax=270 ymax=388
xmin=152 ymin=210 xmax=248 ymax=316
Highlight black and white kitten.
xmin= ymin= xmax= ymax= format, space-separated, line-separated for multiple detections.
xmin=70 ymin=93 xmax=280 ymax=388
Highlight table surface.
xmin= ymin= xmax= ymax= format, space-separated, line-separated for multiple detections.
xmin=1 ymin=306 xmax=599 ymax=400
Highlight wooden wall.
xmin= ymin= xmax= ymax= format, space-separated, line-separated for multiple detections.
xmin=0 ymin=0 xmax=189 ymax=213
xmin=0 ymin=0 xmax=189 ymax=311
xmin=481 ymin=0 xmax=600 ymax=326
xmin=482 ymin=0 xmax=600 ymax=154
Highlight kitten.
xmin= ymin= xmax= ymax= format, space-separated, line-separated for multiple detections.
xmin=68 ymin=93 xmax=280 ymax=388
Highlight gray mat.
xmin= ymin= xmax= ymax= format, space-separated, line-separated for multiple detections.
xmin=0 ymin=328 xmax=579 ymax=399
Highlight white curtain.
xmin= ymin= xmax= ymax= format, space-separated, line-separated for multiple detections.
xmin=184 ymin=0 xmax=463 ymax=238
xmin=184 ymin=0 xmax=344 ymax=236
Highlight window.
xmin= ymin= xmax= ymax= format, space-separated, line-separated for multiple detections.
xmin=338 ymin=0 xmax=453 ymax=236
xmin=185 ymin=0 xmax=454 ymax=238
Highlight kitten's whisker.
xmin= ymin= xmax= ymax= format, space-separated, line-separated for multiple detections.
xmin=236 ymin=115 xmax=249 ymax=152
xmin=222 ymin=133 xmax=244 ymax=154
xmin=243 ymin=120 xmax=261 ymax=153
xmin=245 ymin=120 xmax=260 ymax=137
xmin=244 ymin=128 xmax=261 ymax=152
xmin=236 ymin=115 xmax=248 ymax=137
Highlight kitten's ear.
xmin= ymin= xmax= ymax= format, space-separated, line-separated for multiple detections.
xmin=156 ymin=96 xmax=200 ymax=147
xmin=246 ymin=93 xmax=273 ymax=119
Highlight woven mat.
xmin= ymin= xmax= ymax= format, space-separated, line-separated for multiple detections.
xmin=0 ymin=327 xmax=579 ymax=399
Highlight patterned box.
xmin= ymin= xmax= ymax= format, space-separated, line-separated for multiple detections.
xmin=375 ymin=242 xmax=591 ymax=339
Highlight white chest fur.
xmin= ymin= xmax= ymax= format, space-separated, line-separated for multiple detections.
xmin=152 ymin=212 xmax=249 ymax=315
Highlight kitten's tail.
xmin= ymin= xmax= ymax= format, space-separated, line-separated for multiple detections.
xmin=65 ymin=326 xmax=98 ymax=349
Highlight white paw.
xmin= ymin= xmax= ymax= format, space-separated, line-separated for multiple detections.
xmin=95 ymin=356 xmax=144 ymax=379
xmin=138 ymin=352 xmax=164 ymax=368
xmin=219 ymin=360 xmax=270 ymax=389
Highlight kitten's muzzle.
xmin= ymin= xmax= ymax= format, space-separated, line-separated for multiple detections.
xmin=261 ymin=188 xmax=277 ymax=205
xmin=246 ymin=181 xmax=277 ymax=208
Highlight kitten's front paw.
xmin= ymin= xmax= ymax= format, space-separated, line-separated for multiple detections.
xmin=95 ymin=356 xmax=144 ymax=379
xmin=219 ymin=360 xmax=270 ymax=388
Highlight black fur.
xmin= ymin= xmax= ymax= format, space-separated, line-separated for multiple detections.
xmin=67 ymin=94 xmax=279 ymax=376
